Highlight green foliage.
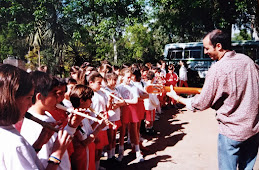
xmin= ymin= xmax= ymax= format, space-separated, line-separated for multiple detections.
xmin=123 ymin=24 xmax=155 ymax=63
xmin=233 ymin=29 xmax=252 ymax=41
xmin=150 ymin=0 xmax=257 ymax=43
xmin=0 ymin=0 xmax=258 ymax=75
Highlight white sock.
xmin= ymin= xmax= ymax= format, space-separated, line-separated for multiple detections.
xmin=136 ymin=150 xmax=142 ymax=158
xmin=135 ymin=145 xmax=140 ymax=152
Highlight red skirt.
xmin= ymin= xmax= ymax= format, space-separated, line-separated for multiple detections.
xmin=145 ymin=109 xmax=156 ymax=122
xmin=109 ymin=120 xmax=122 ymax=130
xmin=95 ymin=130 xmax=109 ymax=149
xmin=88 ymin=142 xmax=96 ymax=170
xmin=71 ymin=135 xmax=87 ymax=170
xmin=137 ymin=100 xmax=145 ymax=120
xmin=121 ymin=104 xmax=139 ymax=124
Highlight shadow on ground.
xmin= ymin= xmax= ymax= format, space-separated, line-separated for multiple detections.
xmin=101 ymin=106 xmax=189 ymax=170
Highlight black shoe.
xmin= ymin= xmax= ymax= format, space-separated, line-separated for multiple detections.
xmin=145 ymin=128 xmax=157 ymax=135
xmin=107 ymin=156 xmax=120 ymax=165
xmin=150 ymin=128 xmax=157 ymax=135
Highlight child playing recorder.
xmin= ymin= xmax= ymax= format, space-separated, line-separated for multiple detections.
xmin=104 ymin=72 xmax=125 ymax=161
xmin=69 ymin=84 xmax=108 ymax=170
xmin=116 ymin=68 xmax=144 ymax=162
xmin=0 ymin=64 xmax=72 ymax=170
xmin=21 ymin=71 xmax=84 ymax=170
xmin=88 ymin=72 xmax=112 ymax=170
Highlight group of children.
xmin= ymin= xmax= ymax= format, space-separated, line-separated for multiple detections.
xmin=0 ymin=59 xmax=189 ymax=170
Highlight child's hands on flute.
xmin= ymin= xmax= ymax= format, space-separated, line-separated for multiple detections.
xmin=32 ymin=121 xmax=62 ymax=152
xmin=67 ymin=110 xmax=85 ymax=128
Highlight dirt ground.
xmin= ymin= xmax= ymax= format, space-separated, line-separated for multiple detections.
xmin=101 ymin=106 xmax=259 ymax=170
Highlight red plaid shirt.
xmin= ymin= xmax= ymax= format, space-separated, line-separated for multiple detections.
xmin=191 ymin=51 xmax=259 ymax=141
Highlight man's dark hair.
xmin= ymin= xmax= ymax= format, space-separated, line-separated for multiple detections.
xmin=207 ymin=29 xmax=231 ymax=50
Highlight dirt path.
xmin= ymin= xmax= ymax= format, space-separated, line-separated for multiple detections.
xmin=101 ymin=107 xmax=259 ymax=170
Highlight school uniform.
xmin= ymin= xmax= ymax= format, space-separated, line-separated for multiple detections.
xmin=71 ymin=118 xmax=95 ymax=170
xmin=144 ymin=82 xmax=160 ymax=122
xmin=116 ymin=84 xmax=140 ymax=123
xmin=90 ymin=91 xmax=109 ymax=149
xmin=104 ymin=86 xmax=122 ymax=130
xmin=0 ymin=125 xmax=44 ymax=170
xmin=21 ymin=111 xmax=72 ymax=170
xmin=131 ymin=81 xmax=146 ymax=121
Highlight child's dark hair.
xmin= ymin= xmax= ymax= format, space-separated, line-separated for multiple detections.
xmin=131 ymin=68 xmax=142 ymax=82
xmin=113 ymin=65 xmax=120 ymax=72
xmin=76 ymin=67 xmax=87 ymax=85
xmin=31 ymin=71 xmax=59 ymax=104
xmin=140 ymin=65 xmax=149 ymax=72
xmin=70 ymin=66 xmax=79 ymax=74
xmin=0 ymin=64 xmax=33 ymax=125
xmin=180 ymin=60 xmax=188 ymax=68
xmin=99 ymin=64 xmax=112 ymax=74
xmin=70 ymin=84 xmax=94 ymax=108
xmin=157 ymin=60 xmax=165 ymax=66
xmin=87 ymin=71 xmax=103 ymax=83
xmin=168 ymin=64 xmax=175 ymax=70
xmin=146 ymin=71 xmax=155 ymax=80
xmin=67 ymin=78 xmax=77 ymax=84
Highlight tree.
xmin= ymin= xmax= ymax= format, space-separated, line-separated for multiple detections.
xmin=72 ymin=0 xmax=147 ymax=65
xmin=150 ymin=0 xmax=258 ymax=43
xmin=123 ymin=23 xmax=156 ymax=63
xmin=1 ymin=0 xmax=257 ymax=74
xmin=232 ymin=29 xmax=252 ymax=41
xmin=0 ymin=0 xmax=36 ymax=61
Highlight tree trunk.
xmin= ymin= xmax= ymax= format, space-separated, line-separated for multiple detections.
xmin=113 ymin=34 xmax=117 ymax=64
xmin=38 ymin=48 xmax=40 ymax=67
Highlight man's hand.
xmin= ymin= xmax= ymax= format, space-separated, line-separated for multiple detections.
xmin=166 ymin=85 xmax=179 ymax=100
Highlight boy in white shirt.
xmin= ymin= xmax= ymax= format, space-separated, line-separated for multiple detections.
xmin=21 ymin=71 xmax=83 ymax=170
xmin=144 ymin=71 xmax=160 ymax=135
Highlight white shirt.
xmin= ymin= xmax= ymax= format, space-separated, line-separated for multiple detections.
xmin=116 ymin=84 xmax=140 ymax=100
xmin=179 ymin=66 xmax=188 ymax=81
xmin=91 ymin=91 xmax=107 ymax=115
xmin=77 ymin=118 xmax=93 ymax=141
xmin=21 ymin=111 xmax=71 ymax=170
xmin=132 ymin=81 xmax=146 ymax=96
xmin=62 ymin=98 xmax=73 ymax=109
xmin=0 ymin=125 xmax=44 ymax=170
xmin=143 ymin=82 xmax=160 ymax=110
xmin=104 ymin=86 xmax=122 ymax=122
xmin=90 ymin=90 xmax=108 ymax=130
